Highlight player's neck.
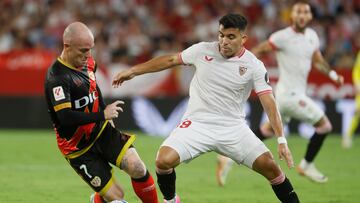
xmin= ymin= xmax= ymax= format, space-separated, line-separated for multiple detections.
xmin=235 ymin=47 xmax=245 ymax=58
xmin=218 ymin=45 xmax=245 ymax=59
xmin=291 ymin=25 xmax=305 ymax=33
xmin=59 ymin=52 xmax=78 ymax=70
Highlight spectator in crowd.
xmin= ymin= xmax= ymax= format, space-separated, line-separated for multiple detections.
xmin=0 ymin=0 xmax=358 ymax=71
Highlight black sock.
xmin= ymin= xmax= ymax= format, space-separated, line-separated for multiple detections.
xmin=132 ymin=170 xmax=150 ymax=182
xmin=254 ymin=127 xmax=268 ymax=141
xmin=156 ymin=169 xmax=176 ymax=200
xmin=305 ymin=132 xmax=328 ymax=162
xmin=272 ymin=177 xmax=300 ymax=203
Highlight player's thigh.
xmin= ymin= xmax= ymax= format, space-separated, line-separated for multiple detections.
xmin=279 ymin=94 xmax=323 ymax=124
xmin=215 ymin=123 xmax=269 ymax=169
xmin=96 ymin=124 xmax=136 ymax=168
xmin=161 ymin=119 xmax=216 ymax=163
xmin=67 ymin=149 xmax=113 ymax=195
xmin=120 ymin=148 xmax=146 ymax=179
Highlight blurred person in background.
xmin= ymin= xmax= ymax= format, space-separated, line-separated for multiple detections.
xmin=217 ymin=1 xmax=346 ymax=185
xmin=343 ymin=51 xmax=360 ymax=148
xmin=113 ymin=13 xmax=300 ymax=203
xmin=0 ymin=1 xmax=358 ymax=67
xmin=44 ymin=22 xmax=159 ymax=203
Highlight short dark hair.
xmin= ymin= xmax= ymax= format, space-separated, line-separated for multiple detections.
xmin=219 ymin=13 xmax=248 ymax=31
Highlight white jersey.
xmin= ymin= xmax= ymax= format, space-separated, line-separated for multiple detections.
xmin=180 ymin=41 xmax=272 ymax=126
xmin=269 ymin=27 xmax=320 ymax=95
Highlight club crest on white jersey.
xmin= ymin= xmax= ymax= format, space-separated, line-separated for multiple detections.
xmin=239 ymin=66 xmax=247 ymax=76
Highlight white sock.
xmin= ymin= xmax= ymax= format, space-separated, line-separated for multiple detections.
xmin=299 ymin=159 xmax=310 ymax=169
xmin=165 ymin=195 xmax=177 ymax=203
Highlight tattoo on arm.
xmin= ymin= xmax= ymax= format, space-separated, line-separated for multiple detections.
xmin=120 ymin=156 xmax=128 ymax=170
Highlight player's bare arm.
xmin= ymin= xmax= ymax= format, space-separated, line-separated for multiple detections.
xmin=112 ymin=53 xmax=182 ymax=87
xmin=251 ymin=41 xmax=273 ymax=58
xmin=312 ymin=50 xmax=344 ymax=85
xmin=258 ymin=93 xmax=294 ymax=168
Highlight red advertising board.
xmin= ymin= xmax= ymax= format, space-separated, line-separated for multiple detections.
xmin=0 ymin=49 xmax=354 ymax=99
xmin=267 ymin=68 xmax=353 ymax=99
xmin=0 ymin=49 xmax=56 ymax=96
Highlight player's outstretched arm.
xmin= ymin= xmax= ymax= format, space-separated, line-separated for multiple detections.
xmin=251 ymin=41 xmax=273 ymax=58
xmin=112 ymin=53 xmax=182 ymax=87
xmin=312 ymin=50 xmax=344 ymax=85
xmin=258 ymin=93 xmax=294 ymax=169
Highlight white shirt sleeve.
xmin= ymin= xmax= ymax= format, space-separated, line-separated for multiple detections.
xmin=180 ymin=42 xmax=203 ymax=65
xmin=268 ymin=30 xmax=285 ymax=50
xmin=253 ymin=61 xmax=273 ymax=95
xmin=312 ymin=30 xmax=320 ymax=50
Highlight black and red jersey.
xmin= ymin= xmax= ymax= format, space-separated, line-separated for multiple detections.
xmin=44 ymin=57 xmax=107 ymax=157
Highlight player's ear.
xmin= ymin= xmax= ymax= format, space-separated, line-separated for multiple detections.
xmin=241 ymin=34 xmax=248 ymax=44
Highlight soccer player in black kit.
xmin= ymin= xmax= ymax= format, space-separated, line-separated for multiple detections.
xmin=44 ymin=22 xmax=159 ymax=203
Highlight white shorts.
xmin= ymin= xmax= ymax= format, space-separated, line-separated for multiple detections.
xmin=276 ymin=92 xmax=324 ymax=125
xmin=161 ymin=119 xmax=269 ymax=168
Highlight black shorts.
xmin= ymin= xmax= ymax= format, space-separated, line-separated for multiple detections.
xmin=67 ymin=123 xmax=135 ymax=194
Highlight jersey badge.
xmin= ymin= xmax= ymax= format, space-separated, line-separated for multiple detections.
xmin=264 ymin=72 xmax=270 ymax=84
xmin=299 ymin=100 xmax=307 ymax=107
xmin=239 ymin=66 xmax=247 ymax=76
xmin=204 ymin=55 xmax=213 ymax=61
xmin=53 ymin=86 xmax=65 ymax=101
xmin=90 ymin=176 xmax=101 ymax=187
xmin=73 ymin=78 xmax=82 ymax=87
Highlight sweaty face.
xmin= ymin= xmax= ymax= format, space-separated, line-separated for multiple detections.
xmin=67 ymin=37 xmax=94 ymax=68
xmin=291 ymin=3 xmax=312 ymax=31
xmin=218 ymin=25 xmax=247 ymax=58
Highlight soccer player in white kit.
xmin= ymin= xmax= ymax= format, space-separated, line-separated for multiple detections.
xmin=250 ymin=2 xmax=344 ymax=183
xmin=113 ymin=13 xmax=300 ymax=203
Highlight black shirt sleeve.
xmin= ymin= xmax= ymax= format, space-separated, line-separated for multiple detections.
xmin=56 ymin=108 xmax=105 ymax=127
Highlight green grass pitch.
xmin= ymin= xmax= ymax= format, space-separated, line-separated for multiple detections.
xmin=0 ymin=129 xmax=359 ymax=202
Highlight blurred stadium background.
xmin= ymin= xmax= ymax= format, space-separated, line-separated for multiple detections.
xmin=0 ymin=0 xmax=359 ymax=202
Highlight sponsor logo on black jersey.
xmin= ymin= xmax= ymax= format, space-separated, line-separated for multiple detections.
xmin=74 ymin=91 xmax=98 ymax=109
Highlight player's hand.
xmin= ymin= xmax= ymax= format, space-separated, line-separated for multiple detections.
xmin=104 ymin=100 xmax=124 ymax=120
xmin=334 ymin=75 xmax=344 ymax=85
xmin=112 ymin=69 xmax=135 ymax=88
xmin=278 ymin=143 xmax=294 ymax=169
xmin=109 ymin=119 xmax=115 ymax=128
